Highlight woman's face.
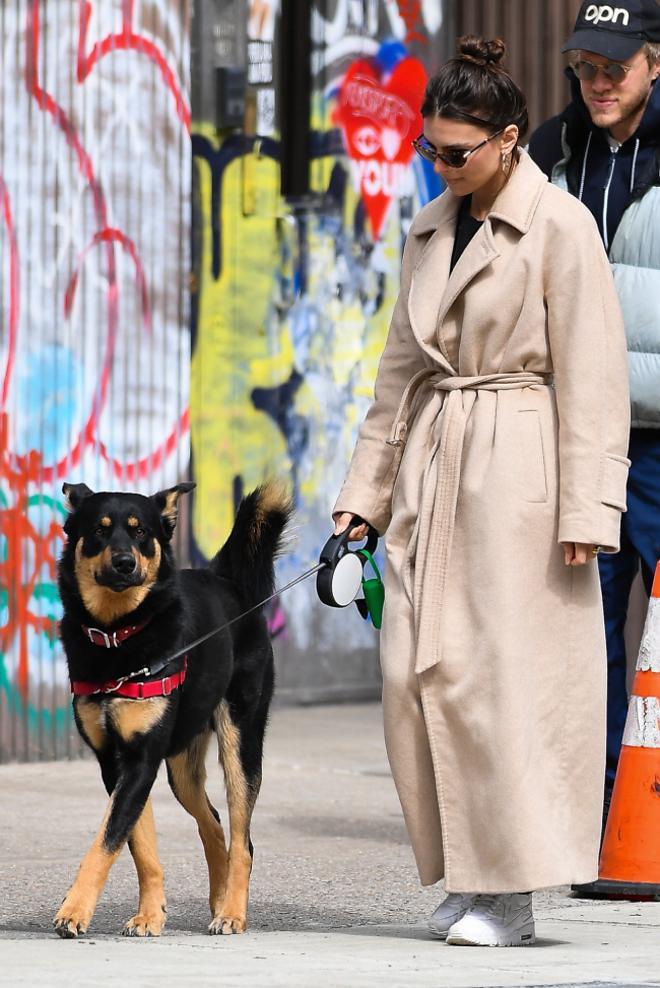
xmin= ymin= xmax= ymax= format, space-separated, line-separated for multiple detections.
xmin=422 ymin=115 xmax=515 ymax=196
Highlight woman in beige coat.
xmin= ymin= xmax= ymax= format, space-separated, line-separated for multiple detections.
xmin=333 ymin=36 xmax=630 ymax=947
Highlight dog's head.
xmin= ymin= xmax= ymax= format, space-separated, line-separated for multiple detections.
xmin=60 ymin=482 xmax=195 ymax=623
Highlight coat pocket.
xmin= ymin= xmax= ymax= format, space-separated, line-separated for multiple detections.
xmin=518 ymin=409 xmax=548 ymax=503
xmin=600 ymin=453 xmax=630 ymax=511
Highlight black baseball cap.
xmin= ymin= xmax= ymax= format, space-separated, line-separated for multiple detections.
xmin=562 ymin=0 xmax=660 ymax=60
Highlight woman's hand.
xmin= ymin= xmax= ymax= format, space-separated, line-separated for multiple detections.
xmin=333 ymin=512 xmax=369 ymax=541
xmin=562 ymin=542 xmax=599 ymax=567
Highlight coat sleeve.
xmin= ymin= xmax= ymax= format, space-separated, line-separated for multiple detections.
xmin=333 ymin=231 xmax=428 ymax=534
xmin=544 ymin=201 xmax=630 ymax=553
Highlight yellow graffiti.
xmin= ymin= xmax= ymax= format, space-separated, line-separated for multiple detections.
xmin=191 ymin=119 xmax=404 ymax=559
xmin=191 ymin=126 xmax=290 ymax=554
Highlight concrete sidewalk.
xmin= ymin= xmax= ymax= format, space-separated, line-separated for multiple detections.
xmin=1 ymin=703 xmax=659 ymax=987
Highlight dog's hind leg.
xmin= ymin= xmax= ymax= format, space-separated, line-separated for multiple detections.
xmin=210 ymin=700 xmax=263 ymax=935
xmin=166 ymin=732 xmax=229 ymax=920
xmin=123 ymin=797 xmax=167 ymax=937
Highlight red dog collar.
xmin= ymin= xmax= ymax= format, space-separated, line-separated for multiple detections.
xmin=81 ymin=618 xmax=151 ymax=649
xmin=71 ymin=657 xmax=187 ymax=700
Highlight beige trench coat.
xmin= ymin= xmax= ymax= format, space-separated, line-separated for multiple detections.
xmin=334 ymin=151 xmax=631 ymax=892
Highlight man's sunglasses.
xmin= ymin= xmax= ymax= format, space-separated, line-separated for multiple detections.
xmin=572 ymin=58 xmax=633 ymax=84
xmin=412 ymin=128 xmax=505 ymax=169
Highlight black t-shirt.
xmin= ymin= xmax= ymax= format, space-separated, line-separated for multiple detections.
xmin=450 ymin=196 xmax=483 ymax=272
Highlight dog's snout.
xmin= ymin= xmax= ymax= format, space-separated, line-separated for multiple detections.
xmin=112 ymin=552 xmax=137 ymax=575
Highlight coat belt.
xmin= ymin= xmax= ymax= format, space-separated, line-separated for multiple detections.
xmin=388 ymin=368 xmax=553 ymax=675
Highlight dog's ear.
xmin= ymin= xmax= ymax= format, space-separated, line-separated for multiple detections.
xmin=151 ymin=482 xmax=196 ymax=538
xmin=62 ymin=483 xmax=94 ymax=512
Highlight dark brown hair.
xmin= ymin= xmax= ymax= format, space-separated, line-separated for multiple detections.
xmin=421 ymin=36 xmax=529 ymax=139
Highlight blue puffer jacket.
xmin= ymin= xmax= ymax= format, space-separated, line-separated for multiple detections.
xmin=529 ymin=72 xmax=660 ymax=429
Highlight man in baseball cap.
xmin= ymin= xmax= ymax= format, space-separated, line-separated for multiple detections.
xmin=530 ymin=0 xmax=660 ymax=895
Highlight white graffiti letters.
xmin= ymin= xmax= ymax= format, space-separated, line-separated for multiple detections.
xmin=584 ymin=4 xmax=630 ymax=26
xmin=344 ymin=79 xmax=415 ymax=134
xmin=350 ymin=159 xmax=406 ymax=196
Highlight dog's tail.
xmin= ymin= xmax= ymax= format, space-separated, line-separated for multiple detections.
xmin=210 ymin=482 xmax=293 ymax=610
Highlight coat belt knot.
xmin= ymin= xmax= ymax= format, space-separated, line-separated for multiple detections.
xmin=390 ymin=369 xmax=553 ymax=675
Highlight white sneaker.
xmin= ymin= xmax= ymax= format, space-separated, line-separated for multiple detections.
xmin=446 ymin=893 xmax=535 ymax=947
xmin=428 ymin=893 xmax=477 ymax=938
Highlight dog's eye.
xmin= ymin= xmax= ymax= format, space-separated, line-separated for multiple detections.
xmin=134 ymin=527 xmax=146 ymax=539
xmin=94 ymin=525 xmax=107 ymax=537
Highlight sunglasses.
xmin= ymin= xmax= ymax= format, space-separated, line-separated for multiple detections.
xmin=572 ymin=58 xmax=633 ymax=84
xmin=412 ymin=128 xmax=505 ymax=169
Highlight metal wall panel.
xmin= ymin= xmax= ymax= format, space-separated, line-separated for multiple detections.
xmin=0 ymin=0 xmax=191 ymax=762
xmin=454 ymin=0 xmax=581 ymax=134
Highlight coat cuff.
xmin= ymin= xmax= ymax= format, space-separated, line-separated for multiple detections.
xmin=600 ymin=453 xmax=630 ymax=512
xmin=557 ymin=507 xmax=622 ymax=554
xmin=558 ymin=453 xmax=630 ymax=553
xmin=333 ymin=486 xmax=392 ymax=537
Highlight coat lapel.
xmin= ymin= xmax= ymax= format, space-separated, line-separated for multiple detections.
xmin=408 ymin=192 xmax=500 ymax=366
xmin=435 ymin=220 xmax=500 ymax=333
xmin=407 ymin=194 xmax=458 ymax=369
xmin=407 ymin=151 xmax=548 ymax=366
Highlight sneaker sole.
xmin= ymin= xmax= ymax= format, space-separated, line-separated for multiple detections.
xmin=446 ymin=926 xmax=536 ymax=948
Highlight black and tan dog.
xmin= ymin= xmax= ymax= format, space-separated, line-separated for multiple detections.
xmin=55 ymin=479 xmax=291 ymax=938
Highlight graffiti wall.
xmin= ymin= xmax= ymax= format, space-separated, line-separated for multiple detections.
xmin=0 ymin=1 xmax=190 ymax=761
xmin=190 ymin=0 xmax=446 ymax=701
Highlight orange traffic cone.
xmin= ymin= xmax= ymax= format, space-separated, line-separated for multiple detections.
xmin=596 ymin=561 xmax=660 ymax=899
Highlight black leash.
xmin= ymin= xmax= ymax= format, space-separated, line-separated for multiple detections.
xmin=122 ymin=562 xmax=327 ymax=683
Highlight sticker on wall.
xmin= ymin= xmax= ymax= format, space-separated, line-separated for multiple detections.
xmin=333 ymin=41 xmax=427 ymax=240
xmin=248 ymin=0 xmax=278 ymax=41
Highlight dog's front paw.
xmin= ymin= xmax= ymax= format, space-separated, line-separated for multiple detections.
xmin=123 ymin=905 xmax=166 ymax=938
xmin=53 ymin=896 xmax=93 ymax=939
xmin=208 ymin=914 xmax=247 ymax=935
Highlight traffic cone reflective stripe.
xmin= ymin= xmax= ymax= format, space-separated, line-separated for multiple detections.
xmin=598 ymin=561 xmax=660 ymax=894
xmin=629 ymin=670 xmax=660 ymax=701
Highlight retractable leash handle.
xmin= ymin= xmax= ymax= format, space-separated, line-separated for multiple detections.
xmin=316 ymin=518 xmax=384 ymax=627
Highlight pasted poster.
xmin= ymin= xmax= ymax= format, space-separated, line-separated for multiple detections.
xmin=333 ymin=41 xmax=428 ymax=239
xmin=248 ymin=0 xmax=278 ymax=41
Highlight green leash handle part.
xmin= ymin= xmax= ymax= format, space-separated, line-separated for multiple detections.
xmin=357 ymin=549 xmax=384 ymax=630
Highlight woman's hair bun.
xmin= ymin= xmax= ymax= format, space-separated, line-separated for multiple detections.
xmin=457 ymin=35 xmax=506 ymax=68
xmin=421 ymin=33 xmax=527 ymax=139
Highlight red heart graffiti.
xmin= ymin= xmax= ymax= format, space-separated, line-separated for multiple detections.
xmin=334 ymin=55 xmax=427 ymax=240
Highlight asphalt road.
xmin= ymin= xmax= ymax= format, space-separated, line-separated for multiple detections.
xmin=1 ymin=703 xmax=659 ymax=987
